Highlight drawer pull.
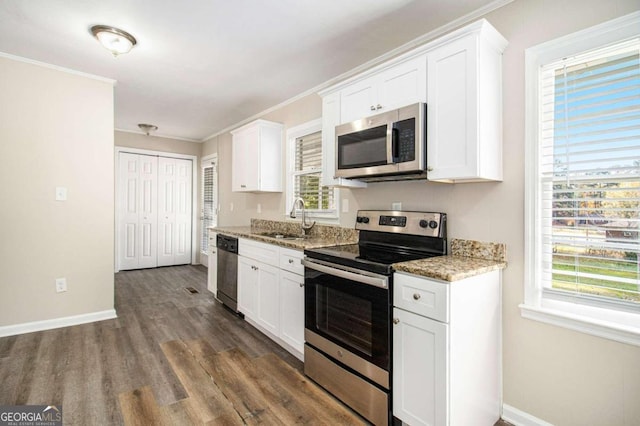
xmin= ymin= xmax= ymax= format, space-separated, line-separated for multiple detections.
xmin=393 ymin=318 xmax=400 ymax=325
xmin=299 ymin=283 xmax=304 ymax=288
xmin=413 ymin=293 xmax=421 ymax=300
xmin=288 ymin=259 xmax=294 ymax=264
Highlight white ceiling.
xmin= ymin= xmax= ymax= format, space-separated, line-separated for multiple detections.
xmin=0 ymin=0 xmax=505 ymax=141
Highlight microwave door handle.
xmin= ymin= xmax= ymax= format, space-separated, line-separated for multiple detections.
xmin=387 ymin=123 xmax=398 ymax=164
xmin=391 ymin=127 xmax=399 ymax=162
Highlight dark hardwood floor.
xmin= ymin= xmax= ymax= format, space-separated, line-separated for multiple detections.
xmin=0 ymin=265 xmax=512 ymax=425
xmin=0 ymin=265 xmax=362 ymax=425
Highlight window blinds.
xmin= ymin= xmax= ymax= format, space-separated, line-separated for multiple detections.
xmin=201 ymin=161 xmax=217 ymax=252
xmin=293 ymin=131 xmax=335 ymax=211
xmin=539 ymin=39 xmax=640 ymax=304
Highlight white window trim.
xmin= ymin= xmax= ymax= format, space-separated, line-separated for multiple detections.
xmin=200 ymin=153 xmax=218 ymax=256
xmin=522 ymin=11 xmax=640 ymax=346
xmin=285 ymin=118 xmax=339 ymax=222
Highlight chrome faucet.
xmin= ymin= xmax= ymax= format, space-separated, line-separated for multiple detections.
xmin=289 ymin=197 xmax=315 ymax=235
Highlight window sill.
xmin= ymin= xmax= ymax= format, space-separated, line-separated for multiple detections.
xmin=519 ymin=302 xmax=640 ymax=347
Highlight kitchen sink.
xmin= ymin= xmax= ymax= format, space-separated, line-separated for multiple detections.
xmin=257 ymin=231 xmax=308 ymax=241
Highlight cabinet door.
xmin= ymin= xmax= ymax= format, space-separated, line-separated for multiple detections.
xmin=393 ymin=307 xmax=448 ymax=426
xmin=426 ymin=35 xmax=479 ymax=181
xmin=340 ymin=76 xmax=378 ymax=124
xmin=320 ymin=93 xmax=368 ymax=188
xmin=377 ymin=56 xmax=427 ymax=112
xmin=238 ymin=256 xmax=259 ymax=321
xmin=232 ymin=126 xmax=260 ymax=191
xmin=279 ymin=270 xmax=304 ymax=354
xmin=256 ymin=262 xmax=280 ymax=336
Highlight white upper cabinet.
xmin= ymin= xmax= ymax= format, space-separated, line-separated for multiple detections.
xmin=426 ymin=20 xmax=507 ymax=182
xmin=340 ymin=56 xmax=427 ymax=124
xmin=231 ymin=119 xmax=283 ymax=192
xmin=319 ymin=19 xmax=507 ymax=185
xmin=321 ymin=93 xmax=368 ymax=188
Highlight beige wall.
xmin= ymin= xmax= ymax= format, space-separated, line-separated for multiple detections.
xmin=115 ymin=130 xmax=202 ymax=157
xmin=202 ymin=1 xmax=640 ymax=424
xmin=0 ymin=56 xmax=115 ymax=327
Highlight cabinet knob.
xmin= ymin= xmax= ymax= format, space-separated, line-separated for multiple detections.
xmin=393 ymin=318 xmax=400 ymax=325
xmin=370 ymin=105 xmax=376 ymax=111
xmin=427 ymin=166 xmax=434 ymax=172
xmin=299 ymin=283 xmax=304 ymax=288
xmin=337 ymin=349 xmax=344 ymax=357
xmin=288 ymin=259 xmax=294 ymax=264
xmin=413 ymin=293 xmax=421 ymax=300
xmin=376 ymin=104 xmax=382 ymax=110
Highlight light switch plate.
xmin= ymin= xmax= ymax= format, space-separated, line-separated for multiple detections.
xmin=55 ymin=187 xmax=67 ymax=201
xmin=392 ymin=202 xmax=402 ymax=210
xmin=55 ymin=278 xmax=67 ymax=293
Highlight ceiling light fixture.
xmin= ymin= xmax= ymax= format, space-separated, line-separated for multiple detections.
xmin=138 ymin=123 xmax=158 ymax=135
xmin=90 ymin=25 xmax=137 ymax=57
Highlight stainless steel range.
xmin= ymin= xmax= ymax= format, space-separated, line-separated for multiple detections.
xmin=302 ymin=210 xmax=447 ymax=425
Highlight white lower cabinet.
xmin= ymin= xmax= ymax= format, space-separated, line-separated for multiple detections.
xmin=279 ymin=270 xmax=305 ymax=353
xmin=238 ymin=255 xmax=259 ymax=319
xmin=207 ymin=231 xmax=217 ymax=295
xmin=256 ymin=262 xmax=280 ymax=336
xmin=393 ymin=307 xmax=448 ymax=426
xmin=393 ymin=270 xmax=501 ymax=426
xmin=237 ymin=238 xmax=304 ymax=360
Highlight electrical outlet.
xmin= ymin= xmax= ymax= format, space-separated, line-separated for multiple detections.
xmin=342 ymin=198 xmax=349 ymax=213
xmin=55 ymin=278 xmax=67 ymax=293
xmin=55 ymin=187 xmax=67 ymax=201
xmin=257 ymin=203 xmax=262 ymax=213
xmin=392 ymin=202 xmax=402 ymax=210
xmin=230 ymin=202 xmax=234 ymax=212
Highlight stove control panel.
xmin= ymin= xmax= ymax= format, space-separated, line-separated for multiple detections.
xmin=355 ymin=210 xmax=446 ymax=238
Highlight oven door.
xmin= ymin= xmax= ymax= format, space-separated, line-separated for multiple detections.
xmin=303 ymin=258 xmax=390 ymax=379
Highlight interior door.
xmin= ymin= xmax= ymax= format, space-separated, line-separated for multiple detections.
xmin=118 ymin=153 xmax=158 ymax=270
xmin=157 ymin=157 xmax=192 ymax=267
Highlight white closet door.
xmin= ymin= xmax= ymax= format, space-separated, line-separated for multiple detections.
xmin=173 ymin=158 xmax=193 ymax=265
xmin=157 ymin=157 xmax=192 ymax=266
xmin=118 ymin=153 xmax=158 ymax=270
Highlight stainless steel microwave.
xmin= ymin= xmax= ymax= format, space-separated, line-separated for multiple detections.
xmin=335 ymin=103 xmax=427 ymax=181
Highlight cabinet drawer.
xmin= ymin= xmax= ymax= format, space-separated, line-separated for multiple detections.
xmin=239 ymin=238 xmax=279 ymax=267
xmin=279 ymin=247 xmax=304 ymax=275
xmin=394 ymin=273 xmax=449 ymax=323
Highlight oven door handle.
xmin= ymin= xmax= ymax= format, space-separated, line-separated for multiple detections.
xmin=302 ymin=258 xmax=389 ymax=289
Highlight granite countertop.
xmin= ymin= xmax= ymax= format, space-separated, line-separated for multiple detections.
xmin=393 ymin=255 xmax=507 ymax=282
xmin=210 ymin=221 xmax=358 ymax=250
xmin=393 ymin=238 xmax=507 ymax=282
xmin=212 ymin=220 xmax=507 ymax=281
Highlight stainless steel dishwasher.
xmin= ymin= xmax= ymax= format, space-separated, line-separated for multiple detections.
xmin=216 ymin=234 xmax=238 ymax=312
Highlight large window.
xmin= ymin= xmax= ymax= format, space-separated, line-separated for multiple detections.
xmin=523 ymin=12 xmax=640 ymax=345
xmin=286 ymin=119 xmax=338 ymax=220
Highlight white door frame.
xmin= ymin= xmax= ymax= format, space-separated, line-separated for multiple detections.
xmin=200 ymin=153 xmax=218 ymax=266
xmin=114 ymin=146 xmax=199 ymax=272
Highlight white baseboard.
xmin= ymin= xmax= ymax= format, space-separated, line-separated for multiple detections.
xmin=0 ymin=309 xmax=117 ymax=338
xmin=502 ymin=404 xmax=554 ymax=426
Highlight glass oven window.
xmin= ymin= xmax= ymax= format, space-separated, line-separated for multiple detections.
xmin=316 ymin=286 xmax=373 ymax=356
xmin=337 ymin=124 xmax=388 ymax=169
